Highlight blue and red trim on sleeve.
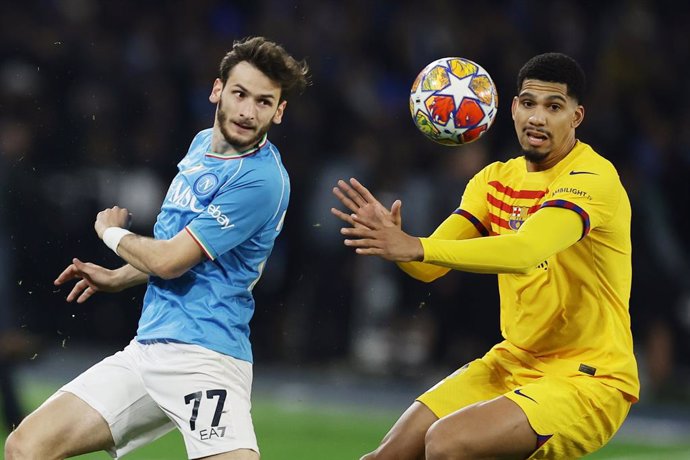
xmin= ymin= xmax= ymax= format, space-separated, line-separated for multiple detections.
xmin=453 ymin=209 xmax=490 ymax=237
xmin=540 ymin=199 xmax=591 ymax=239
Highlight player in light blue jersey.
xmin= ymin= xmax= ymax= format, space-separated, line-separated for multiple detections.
xmin=5 ymin=37 xmax=309 ymax=460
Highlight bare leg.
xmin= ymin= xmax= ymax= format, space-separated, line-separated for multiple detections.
xmin=425 ymin=395 xmax=536 ymax=460
xmin=360 ymin=401 xmax=438 ymax=460
xmin=4 ymin=392 xmax=114 ymax=460
xmin=197 ymin=449 xmax=259 ymax=459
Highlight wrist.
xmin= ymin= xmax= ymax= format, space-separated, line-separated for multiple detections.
xmin=103 ymin=227 xmax=132 ymax=256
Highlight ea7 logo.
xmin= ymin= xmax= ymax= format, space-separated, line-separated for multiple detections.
xmin=207 ymin=204 xmax=235 ymax=229
xmin=200 ymin=426 xmax=227 ymax=440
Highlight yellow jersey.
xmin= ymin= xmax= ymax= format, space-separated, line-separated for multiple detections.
xmin=415 ymin=141 xmax=639 ymax=401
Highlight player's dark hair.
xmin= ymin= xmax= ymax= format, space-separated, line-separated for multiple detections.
xmin=219 ymin=36 xmax=310 ymax=101
xmin=517 ymin=52 xmax=586 ymax=103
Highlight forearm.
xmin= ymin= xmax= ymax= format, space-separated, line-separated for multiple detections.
xmin=397 ymin=212 xmax=482 ymax=282
xmin=396 ymin=261 xmax=449 ymax=282
xmin=113 ymin=263 xmax=149 ymax=290
xmin=115 ymin=234 xmax=184 ymax=279
xmin=421 ymin=207 xmax=583 ymax=274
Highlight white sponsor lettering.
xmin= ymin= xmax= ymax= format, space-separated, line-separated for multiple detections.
xmin=208 ymin=204 xmax=235 ymax=229
xmin=168 ymin=179 xmax=206 ymax=212
xmin=200 ymin=426 xmax=226 ymax=440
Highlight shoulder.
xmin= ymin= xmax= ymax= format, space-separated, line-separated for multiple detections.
xmin=190 ymin=128 xmax=213 ymax=148
xmin=569 ymin=142 xmax=621 ymax=180
xmin=221 ymin=143 xmax=289 ymax=194
xmin=474 ymin=156 xmax=524 ymax=182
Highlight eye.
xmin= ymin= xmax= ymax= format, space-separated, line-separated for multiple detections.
xmin=521 ymin=100 xmax=534 ymax=108
xmin=549 ymin=104 xmax=562 ymax=111
xmin=233 ymin=90 xmax=245 ymax=99
xmin=258 ymin=98 xmax=273 ymax=107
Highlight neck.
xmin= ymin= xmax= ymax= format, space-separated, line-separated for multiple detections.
xmin=526 ymin=136 xmax=577 ymax=172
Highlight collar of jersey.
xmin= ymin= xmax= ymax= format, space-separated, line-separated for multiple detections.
xmin=205 ymin=133 xmax=268 ymax=160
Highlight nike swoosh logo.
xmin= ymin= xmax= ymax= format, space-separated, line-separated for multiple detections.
xmin=569 ymin=170 xmax=597 ymax=175
xmin=514 ymin=389 xmax=538 ymax=403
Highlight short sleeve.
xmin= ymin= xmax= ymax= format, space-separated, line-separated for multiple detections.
xmin=186 ymin=178 xmax=275 ymax=260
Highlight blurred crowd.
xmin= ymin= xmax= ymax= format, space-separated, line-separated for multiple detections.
xmin=1 ymin=0 xmax=689 ymax=427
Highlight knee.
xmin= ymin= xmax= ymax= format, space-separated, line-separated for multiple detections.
xmin=425 ymin=419 xmax=475 ymax=460
xmin=5 ymin=429 xmax=29 ymax=460
xmin=4 ymin=427 xmax=55 ymax=460
xmin=359 ymin=446 xmax=396 ymax=460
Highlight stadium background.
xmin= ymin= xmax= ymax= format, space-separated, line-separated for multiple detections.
xmin=1 ymin=0 xmax=689 ymax=458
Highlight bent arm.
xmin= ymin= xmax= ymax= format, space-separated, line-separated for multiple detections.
xmin=113 ymin=263 xmax=150 ymax=288
xmin=421 ymin=206 xmax=583 ymax=274
xmin=116 ymin=229 xmax=206 ymax=280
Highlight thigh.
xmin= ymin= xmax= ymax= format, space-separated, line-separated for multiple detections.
xmin=505 ymin=375 xmax=631 ymax=459
xmin=362 ymin=401 xmax=438 ymax=460
xmin=139 ymin=341 xmax=258 ymax=459
xmin=417 ymin=354 xmax=508 ymax=418
xmin=426 ymin=395 xmax=536 ymax=459
xmin=7 ymin=392 xmax=114 ymax=458
xmin=60 ymin=341 xmax=175 ymax=457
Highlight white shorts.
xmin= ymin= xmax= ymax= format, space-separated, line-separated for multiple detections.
xmin=58 ymin=339 xmax=257 ymax=459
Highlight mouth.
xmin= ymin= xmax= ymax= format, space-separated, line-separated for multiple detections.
xmin=524 ymin=128 xmax=549 ymax=147
xmin=233 ymin=121 xmax=256 ymax=133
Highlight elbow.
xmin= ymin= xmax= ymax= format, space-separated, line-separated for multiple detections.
xmin=150 ymin=259 xmax=187 ymax=280
xmin=411 ymin=272 xmax=443 ymax=283
xmin=505 ymin=242 xmax=547 ymax=274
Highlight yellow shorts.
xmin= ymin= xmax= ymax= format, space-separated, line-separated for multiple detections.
xmin=417 ymin=347 xmax=631 ymax=459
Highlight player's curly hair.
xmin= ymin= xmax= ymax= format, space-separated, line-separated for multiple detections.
xmin=219 ymin=36 xmax=310 ymax=101
xmin=517 ymin=52 xmax=586 ymax=103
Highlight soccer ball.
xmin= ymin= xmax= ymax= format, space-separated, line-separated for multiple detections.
xmin=410 ymin=57 xmax=498 ymax=146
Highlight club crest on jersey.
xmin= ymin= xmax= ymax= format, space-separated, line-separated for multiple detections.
xmin=193 ymin=173 xmax=219 ymax=197
xmin=509 ymin=206 xmax=530 ymax=230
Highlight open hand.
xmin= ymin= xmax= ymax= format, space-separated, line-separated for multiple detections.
xmin=331 ymin=178 xmax=422 ymax=262
xmin=54 ymin=258 xmax=122 ymax=303
xmin=330 ymin=178 xmax=401 ymax=229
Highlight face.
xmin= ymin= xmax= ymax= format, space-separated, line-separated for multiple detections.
xmin=511 ymin=79 xmax=584 ymax=167
xmin=209 ymin=61 xmax=287 ymax=150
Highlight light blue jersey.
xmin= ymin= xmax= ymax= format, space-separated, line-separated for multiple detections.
xmin=135 ymin=129 xmax=290 ymax=363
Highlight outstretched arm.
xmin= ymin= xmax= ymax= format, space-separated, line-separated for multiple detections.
xmin=95 ymin=206 xmax=206 ymax=280
xmin=332 ymin=178 xmax=480 ymax=282
xmin=343 ymin=205 xmax=583 ymax=274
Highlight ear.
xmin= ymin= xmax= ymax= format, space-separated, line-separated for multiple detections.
xmin=511 ymin=96 xmax=518 ymax=120
xmin=272 ymin=100 xmax=287 ymax=125
xmin=209 ymin=78 xmax=223 ymax=104
xmin=572 ymin=105 xmax=585 ymax=128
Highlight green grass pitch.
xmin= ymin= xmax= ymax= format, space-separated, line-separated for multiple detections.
xmin=1 ymin=383 xmax=689 ymax=459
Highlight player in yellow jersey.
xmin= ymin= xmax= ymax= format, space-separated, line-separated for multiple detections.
xmin=332 ymin=52 xmax=637 ymax=459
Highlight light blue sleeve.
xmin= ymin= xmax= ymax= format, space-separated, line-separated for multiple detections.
xmin=186 ymin=176 xmax=275 ymax=260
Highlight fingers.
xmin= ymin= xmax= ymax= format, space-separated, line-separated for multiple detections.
xmin=54 ymin=264 xmax=78 ymax=285
xmin=76 ymin=286 xmax=95 ymax=303
xmin=66 ymin=279 xmax=90 ymax=303
xmin=349 ymin=178 xmax=379 ymax=205
xmin=336 ymin=179 xmax=369 ymax=209
xmin=332 ymin=183 xmax=362 ymax=214
xmin=391 ymin=200 xmax=402 ymax=227
xmin=330 ymin=207 xmax=356 ymax=225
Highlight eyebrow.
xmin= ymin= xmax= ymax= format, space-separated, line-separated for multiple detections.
xmin=519 ymin=91 xmax=567 ymax=103
xmin=232 ymin=83 xmax=277 ymax=100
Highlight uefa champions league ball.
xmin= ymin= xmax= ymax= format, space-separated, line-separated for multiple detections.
xmin=410 ymin=57 xmax=498 ymax=146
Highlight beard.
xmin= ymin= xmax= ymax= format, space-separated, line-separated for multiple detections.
xmin=522 ymin=148 xmax=549 ymax=164
xmin=216 ymin=97 xmax=271 ymax=149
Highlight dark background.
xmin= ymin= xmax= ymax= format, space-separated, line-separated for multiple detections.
xmin=1 ymin=0 xmax=689 ymax=403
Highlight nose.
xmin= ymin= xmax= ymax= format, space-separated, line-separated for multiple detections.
xmin=238 ymin=98 xmax=257 ymax=121
xmin=528 ymin=107 xmax=546 ymax=126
